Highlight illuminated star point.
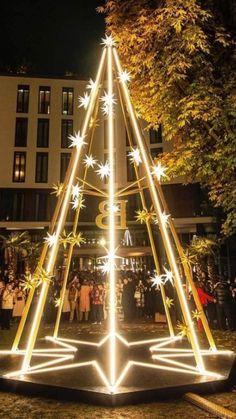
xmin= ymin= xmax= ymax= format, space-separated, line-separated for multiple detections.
xmin=44 ymin=232 xmax=57 ymax=248
xmin=68 ymin=131 xmax=87 ymax=149
xmin=152 ymin=162 xmax=167 ymax=182
xmin=71 ymin=183 xmax=82 ymax=200
xmin=101 ymin=34 xmax=116 ymax=47
xmin=163 ymin=267 xmax=173 ymax=285
xmin=78 ymin=92 xmax=90 ymax=109
xmin=70 ymin=197 xmax=85 ymax=211
xmin=100 ymin=91 xmax=117 ymax=115
xmin=96 ymin=161 xmax=110 ymax=180
xmin=118 ymin=70 xmax=131 ymax=83
xmin=151 ymin=274 xmax=165 ymax=289
xmin=86 ymin=78 xmax=96 ymax=91
xmin=83 ymin=154 xmax=97 ymax=168
xmin=161 ymin=211 xmax=170 ymax=226
xmin=128 ymin=148 xmax=142 ymax=166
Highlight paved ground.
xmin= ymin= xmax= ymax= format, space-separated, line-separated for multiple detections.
xmin=0 ymin=321 xmax=235 ymax=418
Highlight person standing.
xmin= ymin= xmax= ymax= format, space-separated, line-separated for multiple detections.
xmin=91 ymin=283 xmax=105 ymax=324
xmin=79 ymin=279 xmax=91 ymax=322
xmin=68 ymin=281 xmax=79 ymax=322
xmin=196 ymin=281 xmax=216 ymax=332
xmin=122 ymin=277 xmax=135 ymax=322
xmin=12 ymin=286 xmax=25 ymax=322
xmin=214 ymin=281 xmax=234 ymax=331
xmin=1 ymin=283 xmax=15 ymax=330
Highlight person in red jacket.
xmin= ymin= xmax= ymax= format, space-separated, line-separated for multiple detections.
xmin=196 ymin=281 xmax=216 ymax=332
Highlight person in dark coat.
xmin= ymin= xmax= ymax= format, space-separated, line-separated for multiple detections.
xmin=122 ymin=277 xmax=135 ymax=322
xmin=214 ymin=281 xmax=234 ymax=331
xmin=144 ymin=278 xmax=156 ymax=320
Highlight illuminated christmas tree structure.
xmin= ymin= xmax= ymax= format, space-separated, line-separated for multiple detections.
xmin=0 ymin=36 xmax=234 ymax=400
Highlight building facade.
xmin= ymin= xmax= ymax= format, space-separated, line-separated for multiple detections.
xmin=0 ymin=73 xmax=218 ymax=272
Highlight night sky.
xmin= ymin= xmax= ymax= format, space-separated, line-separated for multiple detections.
xmin=0 ymin=0 xmax=105 ymax=78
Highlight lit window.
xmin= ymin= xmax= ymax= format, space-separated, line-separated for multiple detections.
xmin=38 ymin=86 xmax=50 ymax=114
xmin=62 ymin=87 xmax=73 ymax=115
xmin=13 ymin=152 xmax=26 ymax=182
xmin=15 ymin=118 xmax=28 ymax=147
xmin=61 ymin=119 xmax=73 ymax=148
xmin=16 ymin=85 xmax=29 ymax=113
xmin=35 ymin=152 xmax=48 ymax=183
xmin=37 ymin=119 xmax=49 ymax=147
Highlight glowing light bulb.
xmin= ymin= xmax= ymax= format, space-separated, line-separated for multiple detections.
xmin=71 ymin=183 xmax=82 ymax=200
xmin=70 ymin=197 xmax=85 ymax=211
xmin=78 ymin=92 xmax=90 ymax=110
xmin=118 ymin=70 xmax=131 ymax=83
xmin=86 ymin=78 xmax=96 ymax=91
xmin=100 ymin=91 xmax=117 ymax=115
xmin=99 ymin=238 xmax=106 ymax=247
xmin=151 ymin=274 xmax=165 ymax=289
xmin=128 ymin=148 xmax=142 ymax=166
xmin=68 ymin=131 xmax=87 ymax=149
xmin=163 ymin=267 xmax=174 ymax=285
xmin=152 ymin=162 xmax=167 ymax=182
xmin=101 ymin=34 xmax=116 ymax=47
xmin=96 ymin=161 xmax=110 ymax=180
xmin=44 ymin=232 xmax=57 ymax=248
xmin=154 ymin=211 xmax=170 ymax=226
xmin=83 ymin=154 xmax=97 ymax=168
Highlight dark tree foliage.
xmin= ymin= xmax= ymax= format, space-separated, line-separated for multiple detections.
xmin=99 ymin=0 xmax=236 ymax=236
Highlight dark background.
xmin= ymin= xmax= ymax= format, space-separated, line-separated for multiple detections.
xmin=0 ymin=0 xmax=105 ymax=78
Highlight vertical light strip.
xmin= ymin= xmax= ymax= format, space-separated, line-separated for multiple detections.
xmin=21 ymin=48 xmax=107 ymax=372
xmin=113 ymin=48 xmax=204 ymax=372
xmin=107 ymin=44 xmax=116 ymax=387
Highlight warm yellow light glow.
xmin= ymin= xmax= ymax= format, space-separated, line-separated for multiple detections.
xmin=107 ymin=43 xmax=116 ymax=387
xmin=21 ymin=47 xmax=107 ymax=372
xmin=8 ymin=40 xmax=225 ymax=393
xmin=83 ymin=154 xmax=97 ymax=168
xmin=78 ymin=92 xmax=90 ymax=110
xmin=113 ymin=47 xmax=204 ymax=373
xmin=99 ymin=237 xmax=106 ymax=247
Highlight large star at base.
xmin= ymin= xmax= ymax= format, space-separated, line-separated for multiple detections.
xmin=3 ymin=333 xmax=225 ymax=392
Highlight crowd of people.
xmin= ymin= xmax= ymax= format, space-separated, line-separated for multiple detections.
xmin=0 ymin=268 xmax=236 ymax=332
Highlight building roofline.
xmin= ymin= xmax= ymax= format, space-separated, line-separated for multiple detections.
xmin=0 ymin=72 xmax=87 ymax=82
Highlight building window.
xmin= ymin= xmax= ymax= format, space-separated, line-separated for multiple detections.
xmin=13 ymin=152 xmax=26 ymax=182
xmin=15 ymin=118 xmax=28 ymax=147
xmin=150 ymin=126 xmax=162 ymax=144
xmin=35 ymin=193 xmax=48 ymax=221
xmin=35 ymin=152 xmax=48 ymax=183
xmin=150 ymin=147 xmax=163 ymax=160
xmin=38 ymin=86 xmax=50 ymax=114
xmin=13 ymin=192 xmax=24 ymax=221
xmin=126 ymin=156 xmax=136 ymax=182
xmin=62 ymin=87 xmax=73 ymax=115
xmin=61 ymin=119 xmax=73 ymax=148
xmin=16 ymin=85 xmax=29 ymax=113
xmin=37 ymin=119 xmax=49 ymax=147
xmin=60 ymin=153 xmax=71 ymax=182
